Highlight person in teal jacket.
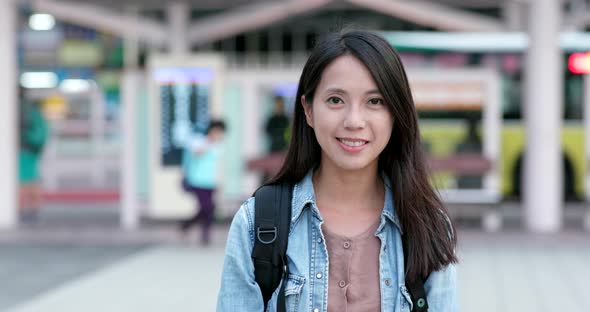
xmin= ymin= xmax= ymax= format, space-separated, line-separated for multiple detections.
xmin=179 ymin=120 xmax=226 ymax=245
xmin=19 ymin=97 xmax=48 ymax=220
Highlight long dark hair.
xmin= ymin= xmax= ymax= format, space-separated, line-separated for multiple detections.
xmin=268 ymin=30 xmax=458 ymax=281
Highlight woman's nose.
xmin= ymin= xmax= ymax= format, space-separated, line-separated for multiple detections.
xmin=343 ymin=105 xmax=366 ymax=129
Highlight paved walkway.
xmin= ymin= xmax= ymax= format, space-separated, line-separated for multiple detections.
xmin=0 ymin=244 xmax=149 ymax=309
xmin=2 ymin=203 xmax=590 ymax=311
xmin=5 ymin=246 xmax=225 ymax=312
xmin=458 ymin=232 xmax=590 ymax=312
xmin=2 ymin=229 xmax=590 ymax=312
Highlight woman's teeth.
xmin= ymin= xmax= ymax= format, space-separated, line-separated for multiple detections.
xmin=339 ymin=139 xmax=366 ymax=147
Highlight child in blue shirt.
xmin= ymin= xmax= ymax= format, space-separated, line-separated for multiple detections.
xmin=179 ymin=120 xmax=226 ymax=245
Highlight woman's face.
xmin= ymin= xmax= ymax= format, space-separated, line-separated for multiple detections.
xmin=302 ymin=55 xmax=394 ymax=173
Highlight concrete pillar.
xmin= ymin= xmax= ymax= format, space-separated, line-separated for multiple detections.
xmin=242 ymin=79 xmax=261 ymax=194
xmin=121 ymin=71 xmax=140 ymax=229
xmin=168 ymin=2 xmax=189 ymax=55
xmin=90 ymin=84 xmax=107 ymax=187
xmin=524 ymin=0 xmax=563 ymax=232
xmin=124 ymin=6 xmax=140 ymax=70
xmin=0 ymin=0 xmax=18 ymax=229
xmin=584 ymin=75 xmax=590 ymax=231
xmin=120 ymin=7 xmax=141 ymax=230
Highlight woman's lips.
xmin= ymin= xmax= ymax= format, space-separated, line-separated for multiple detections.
xmin=337 ymin=138 xmax=368 ymax=153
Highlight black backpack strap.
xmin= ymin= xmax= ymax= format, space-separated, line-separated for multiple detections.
xmin=252 ymin=184 xmax=292 ymax=312
xmin=402 ymin=235 xmax=429 ymax=312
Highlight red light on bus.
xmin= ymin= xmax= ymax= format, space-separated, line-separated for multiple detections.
xmin=569 ymin=52 xmax=590 ymax=74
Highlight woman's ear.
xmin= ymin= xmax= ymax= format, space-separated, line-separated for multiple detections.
xmin=301 ymin=95 xmax=313 ymax=128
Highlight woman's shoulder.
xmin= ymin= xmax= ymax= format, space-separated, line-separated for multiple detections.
xmin=226 ymin=197 xmax=257 ymax=245
xmin=234 ymin=197 xmax=256 ymax=225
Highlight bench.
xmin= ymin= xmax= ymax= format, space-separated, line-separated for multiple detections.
xmin=427 ymin=153 xmax=502 ymax=232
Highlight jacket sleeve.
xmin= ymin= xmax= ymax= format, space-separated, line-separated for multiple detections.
xmin=217 ymin=198 xmax=265 ymax=311
xmin=424 ymin=263 xmax=459 ymax=312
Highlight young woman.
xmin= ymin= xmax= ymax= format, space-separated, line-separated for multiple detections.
xmin=218 ymin=30 xmax=458 ymax=311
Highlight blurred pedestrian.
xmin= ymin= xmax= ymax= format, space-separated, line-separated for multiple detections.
xmin=179 ymin=120 xmax=226 ymax=245
xmin=264 ymin=95 xmax=290 ymax=153
xmin=18 ymin=91 xmax=48 ymax=222
xmin=261 ymin=96 xmax=290 ymax=183
xmin=218 ymin=30 xmax=458 ymax=311
xmin=455 ymin=114 xmax=483 ymax=189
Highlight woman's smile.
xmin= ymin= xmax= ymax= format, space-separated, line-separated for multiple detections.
xmin=336 ymin=137 xmax=369 ymax=153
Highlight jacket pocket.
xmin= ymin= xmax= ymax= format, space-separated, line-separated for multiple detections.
xmin=400 ymin=285 xmax=413 ymax=312
xmin=284 ymin=274 xmax=305 ymax=312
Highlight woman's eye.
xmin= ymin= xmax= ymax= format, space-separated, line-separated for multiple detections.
xmin=327 ymin=97 xmax=343 ymax=104
xmin=369 ymin=98 xmax=384 ymax=105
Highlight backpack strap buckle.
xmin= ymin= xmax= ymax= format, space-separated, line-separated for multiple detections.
xmin=257 ymin=227 xmax=278 ymax=244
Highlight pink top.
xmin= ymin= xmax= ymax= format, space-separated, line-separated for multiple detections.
xmin=323 ymin=220 xmax=382 ymax=312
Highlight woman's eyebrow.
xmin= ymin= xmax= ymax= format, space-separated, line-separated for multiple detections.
xmin=323 ymin=88 xmax=381 ymax=95
xmin=366 ymin=89 xmax=381 ymax=95
xmin=324 ymin=87 xmax=347 ymax=94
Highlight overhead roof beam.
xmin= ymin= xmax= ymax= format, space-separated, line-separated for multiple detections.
xmin=347 ymin=0 xmax=505 ymax=32
xmin=187 ymin=0 xmax=332 ymax=46
xmin=32 ymin=0 xmax=168 ymax=47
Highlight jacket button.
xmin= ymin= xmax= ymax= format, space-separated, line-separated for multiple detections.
xmin=384 ymin=279 xmax=391 ymax=286
xmin=313 ymin=309 xmax=319 ymax=312
xmin=338 ymin=280 xmax=346 ymax=288
xmin=316 ymin=273 xmax=323 ymax=279
xmin=343 ymin=241 xmax=351 ymax=249
xmin=417 ymin=298 xmax=426 ymax=307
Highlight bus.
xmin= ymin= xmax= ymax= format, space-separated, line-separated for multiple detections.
xmin=381 ymin=32 xmax=589 ymax=201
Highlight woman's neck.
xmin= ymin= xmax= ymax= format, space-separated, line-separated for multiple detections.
xmin=312 ymin=162 xmax=384 ymax=214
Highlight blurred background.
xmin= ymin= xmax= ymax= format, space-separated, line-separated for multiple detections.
xmin=1 ymin=0 xmax=589 ymax=311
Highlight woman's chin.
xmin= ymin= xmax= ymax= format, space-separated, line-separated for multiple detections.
xmin=329 ymin=159 xmax=376 ymax=173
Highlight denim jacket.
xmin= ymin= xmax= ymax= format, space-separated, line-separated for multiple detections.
xmin=217 ymin=170 xmax=458 ymax=312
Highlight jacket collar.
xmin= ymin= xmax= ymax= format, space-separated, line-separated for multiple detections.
xmin=290 ymin=169 xmax=402 ymax=232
